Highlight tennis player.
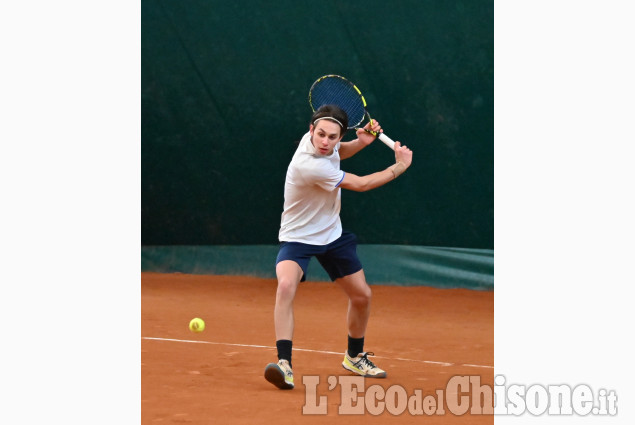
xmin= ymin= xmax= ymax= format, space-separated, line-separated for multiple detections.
xmin=264 ymin=105 xmax=413 ymax=390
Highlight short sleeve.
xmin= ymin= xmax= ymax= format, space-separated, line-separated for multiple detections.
xmin=301 ymin=160 xmax=345 ymax=192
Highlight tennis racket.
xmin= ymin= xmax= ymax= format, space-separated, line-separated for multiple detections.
xmin=308 ymin=74 xmax=396 ymax=150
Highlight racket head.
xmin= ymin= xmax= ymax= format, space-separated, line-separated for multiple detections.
xmin=308 ymin=75 xmax=367 ymax=129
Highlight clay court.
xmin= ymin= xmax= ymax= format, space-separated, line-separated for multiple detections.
xmin=141 ymin=272 xmax=493 ymax=424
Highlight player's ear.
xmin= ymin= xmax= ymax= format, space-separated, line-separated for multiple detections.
xmin=338 ymin=128 xmax=346 ymax=141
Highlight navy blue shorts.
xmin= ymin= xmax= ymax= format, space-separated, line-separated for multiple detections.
xmin=276 ymin=231 xmax=363 ymax=282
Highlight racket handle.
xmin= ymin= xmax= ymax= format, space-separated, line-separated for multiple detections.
xmin=378 ymin=132 xmax=395 ymax=150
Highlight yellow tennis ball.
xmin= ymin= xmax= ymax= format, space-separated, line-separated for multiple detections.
xmin=189 ymin=318 xmax=205 ymax=333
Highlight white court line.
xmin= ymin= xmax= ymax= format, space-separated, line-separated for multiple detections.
xmin=142 ymin=337 xmax=493 ymax=369
xmin=462 ymin=364 xmax=495 ymax=369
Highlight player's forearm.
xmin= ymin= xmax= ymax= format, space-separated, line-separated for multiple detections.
xmin=339 ymin=139 xmax=366 ymax=160
xmin=358 ymin=169 xmax=395 ymax=192
xmin=340 ymin=162 xmax=407 ymax=192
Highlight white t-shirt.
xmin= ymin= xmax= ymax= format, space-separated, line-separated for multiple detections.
xmin=278 ymin=131 xmax=345 ymax=245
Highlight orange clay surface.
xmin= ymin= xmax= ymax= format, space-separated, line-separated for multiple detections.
xmin=142 ymin=272 xmax=493 ymax=424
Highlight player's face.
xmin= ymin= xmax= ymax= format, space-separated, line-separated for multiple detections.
xmin=310 ymin=120 xmax=343 ymax=156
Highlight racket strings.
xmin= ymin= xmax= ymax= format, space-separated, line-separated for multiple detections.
xmin=309 ymin=77 xmax=366 ymax=128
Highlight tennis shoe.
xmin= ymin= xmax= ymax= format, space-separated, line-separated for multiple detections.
xmin=264 ymin=359 xmax=294 ymax=389
xmin=342 ymin=351 xmax=387 ymax=378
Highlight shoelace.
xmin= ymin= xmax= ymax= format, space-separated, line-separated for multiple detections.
xmin=354 ymin=352 xmax=378 ymax=369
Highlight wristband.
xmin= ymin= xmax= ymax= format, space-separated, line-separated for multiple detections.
xmin=389 ymin=162 xmax=407 ymax=179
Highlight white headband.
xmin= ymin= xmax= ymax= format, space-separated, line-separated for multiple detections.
xmin=313 ymin=116 xmax=344 ymax=128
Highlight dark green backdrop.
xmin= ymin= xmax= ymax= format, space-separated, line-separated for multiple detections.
xmin=142 ymin=0 xmax=493 ymax=248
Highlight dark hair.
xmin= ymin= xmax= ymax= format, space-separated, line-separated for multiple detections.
xmin=310 ymin=105 xmax=349 ymax=136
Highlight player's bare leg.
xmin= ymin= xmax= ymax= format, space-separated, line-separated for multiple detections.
xmin=336 ymin=269 xmax=386 ymax=378
xmin=265 ymin=260 xmax=303 ymax=389
xmin=335 ymin=269 xmax=372 ymax=338
xmin=274 ymin=260 xmax=303 ymax=340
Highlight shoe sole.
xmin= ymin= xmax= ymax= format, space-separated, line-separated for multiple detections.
xmin=264 ymin=364 xmax=294 ymax=389
xmin=342 ymin=362 xmax=387 ymax=378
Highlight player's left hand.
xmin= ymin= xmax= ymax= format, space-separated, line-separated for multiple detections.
xmin=356 ymin=121 xmax=382 ymax=146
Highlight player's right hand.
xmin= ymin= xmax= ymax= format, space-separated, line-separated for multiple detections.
xmin=394 ymin=141 xmax=413 ymax=168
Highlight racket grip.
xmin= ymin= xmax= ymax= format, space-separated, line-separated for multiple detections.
xmin=378 ymin=132 xmax=396 ymax=150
